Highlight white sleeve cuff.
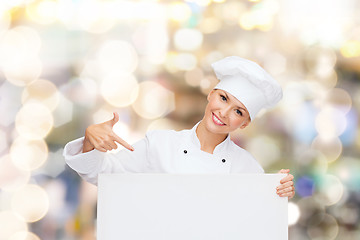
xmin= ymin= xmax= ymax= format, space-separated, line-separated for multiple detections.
xmin=63 ymin=137 xmax=105 ymax=174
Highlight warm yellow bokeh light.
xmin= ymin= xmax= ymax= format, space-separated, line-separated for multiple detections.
xmin=174 ymin=28 xmax=203 ymax=51
xmin=9 ymin=231 xmax=40 ymax=240
xmin=323 ymin=88 xmax=352 ymax=114
xmin=101 ymin=74 xmax=139 ymax=107
xmin=198 ymin=17 xmax=222 ymax=34
xmin=15 ymin=102 xmax=54 ymax=140
xmin=22 ymin=79 xmax=60 ymax=112
xmin=340 ymin=40 xmax=360 ymax=58
xmin=0 ymin=154 xmax=30 ymax=192
xmin=98 ymin=40 xmax=138 ymax=74
xmin=168 ymin=2 xmax=192 ymax=22
xmin=174 ymin=53 xmax=198 ymax=71
xmin=0 ymin=26 xmax=42 ymax=86
xmin=26 ymin=0 xmax=58 ymax=25
xmin=10 ymin=137 xmax=48 ymax=171
xmin=11 ymin=184 xmax=49 ymax=222
xmin=132 ymin=81 xmax=175 ymax=119
xmin=0 ymin=211 xmax=28 ymax=239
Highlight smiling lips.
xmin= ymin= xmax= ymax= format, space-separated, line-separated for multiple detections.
xmin=212 ymin=112 xmax=226 ymax=126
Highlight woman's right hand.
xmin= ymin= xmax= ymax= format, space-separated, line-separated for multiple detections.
xmin=82 ymin=112 xmax=134 ymax=153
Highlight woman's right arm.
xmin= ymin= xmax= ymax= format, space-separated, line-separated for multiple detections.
xmin=63 ymin=112 xmax=148 ymax=185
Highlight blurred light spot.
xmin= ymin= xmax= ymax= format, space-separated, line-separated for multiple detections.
xmin=132 ymin=22 xmax=169 ymax=65
xmin=198 ymin=17 xmax=221 ymax=34
xmin=98 ymin=40 xmax=138 ymax=74
xmin=174 ymin=28 xmax=203 ymax=51
xmin=295 ymin=176 xmax=315 ymax=197
xmin=92 ymin=107 xmax=114 ymax=124
xmin=212 ymin=0 xmax=226 ymax=3
xmin=26 ymin=0 xmax=58 ymax=25
xmin=200 ymin=75 xmax=218 ymax=94
xmin=315 ymin=106 xmax=347 ymax=141
xmin=339 ymin=108 xmax=357 ymax=146
xmin=340 ymin=40 xmax=360 ymax=58
xmin=111 ymin=121 xmax=132 ymax=153
xmin=132 ymin=81 xmax=175 ymax=119
xmin=10 ymin=137 xmax=48 ymax=171
xmin=0 ymin=154 xmax=30 ymax=192
xmin=167 ymin=2 xmax=191 ymax=22
xmin=311 ymin=136 xmax=342 ymax=162
xmin=316 ymin=174 xmax=344 ymax=206
xmin=9 ymin=231 xmax=40 ymax=240
xmin=185 ymin=0 xmax=211 ymax=7
xmin=185 ymin=67 xmax=204 ymax=87
xmin=147 ymin=118 xmax=176 ymax=131
xmin=0 ymin=27 xmax=42 ymax=86
xmin=263 ymin=53 xmax=287 ymax=76
xmin=304 ymin=46 xmax=337 ymax=78
xmin=175 ymin=53 xmax=198 ymax=71
xmin=288 ymin=202 xmax=300 ymax=226
xmin=0 ymin=9 xmax=11 ymax=34
xmin=15 ymin=102 xmax=54 ymax=140
xmin=297 ymin=197 xmax=325 ymax=225
xmin=323 ymin=88 xmax=352 ymax=114
xmin=247 ymin=135 xmax=280 ymax=168
xmin=11 ymin=184 xmax=49 ymax=222
xmin=76 ymin=1 xmax=115 ymax=34
xmin=53 ymin=93 xmax=74 ymax=128
xmin=0 ymin=211 xmax=27 ymax=239
xmin=338 ymin=204 xmax=359 ymax=225
xmin=307 ymin=213 xmax=339 ymax=239
xmin=40 ymin=149 xmax=65 ymax=178
xmin=22 ymin=79 xmax=59 ymax=112
xmin=331 ymin=157 xmax=360 ymax=192
xmin=101 ymin=74 xmax=139 ymax=107
xmin=0 ymin=0 xmax=28 ymax=10
xmin=0 ymin=130 xmax=7 ymax=153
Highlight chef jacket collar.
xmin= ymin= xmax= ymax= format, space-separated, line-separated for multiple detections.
xmin=190 ymin=121 xmax=231 ymax=154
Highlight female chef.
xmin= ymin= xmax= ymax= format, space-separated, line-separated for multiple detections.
xmin=63 ymin=56 xmax=295 ymax=199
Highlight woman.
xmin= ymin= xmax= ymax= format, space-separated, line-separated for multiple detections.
xmin=63 ymin=56 xmax=295 ymax=199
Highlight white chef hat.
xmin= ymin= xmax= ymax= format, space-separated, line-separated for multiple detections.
xmin=211 ymin=56 xmax=283 ymax=120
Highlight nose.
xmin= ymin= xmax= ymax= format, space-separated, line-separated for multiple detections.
xmin=219 ymin=106 xmax=231 ymax=119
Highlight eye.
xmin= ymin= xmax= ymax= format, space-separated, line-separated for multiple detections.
xmin=236 ymin=109 xmax=243 ymax=116
xmin=220 ymin=95 xmax=227 ymax=101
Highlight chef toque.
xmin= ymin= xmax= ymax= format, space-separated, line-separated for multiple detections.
xmin=211 ymin=56 xmax=283 ymax=120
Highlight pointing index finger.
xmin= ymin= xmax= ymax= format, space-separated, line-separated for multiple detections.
xmin=111 ymin=132 xmax=134 ymax=151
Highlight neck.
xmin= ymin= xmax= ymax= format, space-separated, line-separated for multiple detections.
xmin=196 ymin=121 xmax=228 ymax=154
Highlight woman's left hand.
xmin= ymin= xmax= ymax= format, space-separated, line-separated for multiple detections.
xmin=276 ymin=169 xmax=295 ymax=200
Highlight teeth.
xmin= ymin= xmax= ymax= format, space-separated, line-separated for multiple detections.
xmin=213 ymin=114 xmax=224 ymax=125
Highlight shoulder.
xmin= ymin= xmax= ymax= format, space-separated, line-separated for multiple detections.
xmin=228 ymin=141 xmax=264 ymax=173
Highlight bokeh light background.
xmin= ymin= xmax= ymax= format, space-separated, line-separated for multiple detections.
xmin=0 ymin=0 xmax=359 ymax=239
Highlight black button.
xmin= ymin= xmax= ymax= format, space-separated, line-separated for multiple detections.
xmin=184 ymin=150 xmax=187 ymax=154
xmin=222 ymin=159 xmax=226 ymax=163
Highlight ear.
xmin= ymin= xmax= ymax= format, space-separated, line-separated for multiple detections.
xmin=239 ymin=118 xmax=251 ymax=129
xmin=207 ymin=89 xmax=216 ymax=102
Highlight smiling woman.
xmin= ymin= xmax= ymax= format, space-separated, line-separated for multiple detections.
xmin=63 ymin=56 xmax=295 ymax=199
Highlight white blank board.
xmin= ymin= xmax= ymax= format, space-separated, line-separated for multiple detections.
xmin=97 ymin=174 xmax=288 ymax=240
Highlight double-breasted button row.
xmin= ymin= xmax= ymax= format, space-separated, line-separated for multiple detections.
xmin=183 ymin=150 xmax=226 ymax=163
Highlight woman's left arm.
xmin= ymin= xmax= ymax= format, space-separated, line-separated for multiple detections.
xmin=276 ymin=169 xmax=295 ymax=199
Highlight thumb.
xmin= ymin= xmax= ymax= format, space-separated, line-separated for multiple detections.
xmin=108 ymin=112 xmax=119 ymax=126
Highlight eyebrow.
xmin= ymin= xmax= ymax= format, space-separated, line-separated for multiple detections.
xmin=223 ymin=91 xmax=247 ymax=112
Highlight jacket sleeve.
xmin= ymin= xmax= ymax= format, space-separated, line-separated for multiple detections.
xmin=63 ymin=134 xmax=150 ymax=185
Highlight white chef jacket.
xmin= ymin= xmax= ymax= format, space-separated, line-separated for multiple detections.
xmin=63 ymin=122 xmax=264 ymax=185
